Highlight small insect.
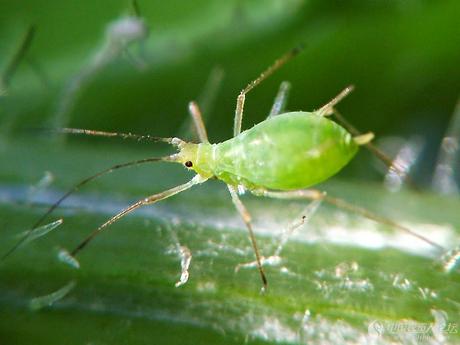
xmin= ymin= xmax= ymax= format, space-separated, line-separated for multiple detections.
xmin=3 ymin=47 xmax=444 ymax=290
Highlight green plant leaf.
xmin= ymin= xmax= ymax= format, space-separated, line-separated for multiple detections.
xmin=0 ymin=139 xmax=459 ymax=344
xmin=1 ymin=0 xmax=460 ymax=343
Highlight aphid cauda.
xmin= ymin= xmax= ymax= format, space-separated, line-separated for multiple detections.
xmin=3 ymin=47 xmax=444 ymax=290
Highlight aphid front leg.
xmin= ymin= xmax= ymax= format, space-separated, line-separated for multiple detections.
xmin=252 ymin=188 xmax=445 ymax=251
xmin=268 ymin=81 xmax=291 ymax=118
xmin=227 ymin=185 xmax=267 ymax=290
xmin=71 ymin=175 xmax=207 ymax=257
xmin=188 ymin=101 xmax=209 ymax=143
xmin=2 ymin=155 xmax=173 ymax=260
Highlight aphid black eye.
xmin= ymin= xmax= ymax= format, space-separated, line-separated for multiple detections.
xmin=185 ymin=161 xmax=193 ymax=168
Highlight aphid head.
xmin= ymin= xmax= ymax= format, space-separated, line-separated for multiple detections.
xmin=168 ymin=139 xmax=214 ymax=178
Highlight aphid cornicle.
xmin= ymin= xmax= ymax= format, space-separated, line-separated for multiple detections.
xmin=3 ymin=46 xmax=443 ymax=291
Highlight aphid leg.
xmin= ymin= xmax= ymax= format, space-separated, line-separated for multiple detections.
xmin=233 ymin=93 xmax=246 ymax=137
xmin=71 ymin=175 xmax=207 ymax=256
xmin=1 ymin=156 xmax=176 ymax=261
xmin=233 ymin=46 xmax=303 ymax=137
xmin=227 ymin=185 xmax=268 ymax=291
xmin=180 ymin=67 xmax=224 ymax=141
xmin=253 ymin=188 xmax=445 ymax=252
xmin=188 ymin=101 xmax=209 ymax=143
xmin=235 ymin=199 xmax=321 ymax=272
xmin=316 ymin=85 xmax=354 ymax=117
xmin=332 ymin=108 xmax=396 ymax=166
xmin=332 ymin=108 xmax=419 ymax=189
xmin=272 ymin=199 xmax=322 ymax=257
xmin=268 ymin=81 xmax=291 ymax=118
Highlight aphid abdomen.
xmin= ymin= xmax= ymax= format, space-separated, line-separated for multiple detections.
xmin=214 ymin=112 xmax=358 ymax=190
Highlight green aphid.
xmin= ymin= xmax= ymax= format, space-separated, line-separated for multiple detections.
xmin=3 ymin=47 xmax=443 ymax=290
xmin=178 ymin=111 xmax=360 ymax=191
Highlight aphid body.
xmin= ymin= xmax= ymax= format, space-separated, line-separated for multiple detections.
xmin=178 ymin=112 xmax=358 ymax=190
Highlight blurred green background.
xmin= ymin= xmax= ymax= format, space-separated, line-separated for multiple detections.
xmin=1 ymin=0 xmax=460 ymax=184
xmin=1 ymin=1 xmax=460 ymax=344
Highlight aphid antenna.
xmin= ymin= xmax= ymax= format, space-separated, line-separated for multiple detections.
xmin=48 ymin=127 xmax=185 ymax=146
xmin=1 ymin=154 xmax=181 ymax=261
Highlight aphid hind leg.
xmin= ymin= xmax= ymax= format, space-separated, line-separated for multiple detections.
xmin=252 ymin=188 xmax=445 ymax=252
xmin=188 ymin=101 xmax=209 ymax=143
xmin=71 ymin=175 xmax=207 ymax=257
xmin=331 ymin=108 xmax=418 ymax=189
xmin=227 ymin=185 xmax=268 ymax=291
xmin=233 ymin=47 xmax=303 ymax=137
xmin=268 ymin=81 xmax=291 ymax=118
